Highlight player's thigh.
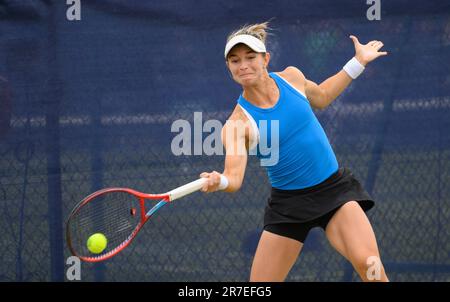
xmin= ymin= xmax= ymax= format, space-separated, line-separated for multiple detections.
xmin=325 ymin=201 xmax=380 ymax=263
xmin=250 ymin=230 xmax=303 ymax=282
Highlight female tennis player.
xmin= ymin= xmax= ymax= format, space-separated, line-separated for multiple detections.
xmin=200 ymin=22 xmax=389 ymax=282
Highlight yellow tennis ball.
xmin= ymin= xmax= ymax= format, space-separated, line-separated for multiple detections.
xmin=87 ymin=233 xmax=108 ymax=254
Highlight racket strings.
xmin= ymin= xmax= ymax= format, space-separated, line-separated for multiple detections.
xmin=68 ymin=192 xmax=140 ymax=257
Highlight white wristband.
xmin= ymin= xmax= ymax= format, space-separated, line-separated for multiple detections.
xmin=218 ymin=174 xmax=229 ymax=190
xmin=343 ymin=57 xmax=365 ymax=79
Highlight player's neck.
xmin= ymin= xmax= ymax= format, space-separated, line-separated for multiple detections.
xmin=242 ymin=73 xmax=279 ymax=108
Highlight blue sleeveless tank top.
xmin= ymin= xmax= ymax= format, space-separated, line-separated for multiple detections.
xmin=237 ymin=72 xmax=338 ymax=189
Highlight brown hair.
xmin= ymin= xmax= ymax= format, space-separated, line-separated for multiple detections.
xmin=226 ymin=21 xmax=272 ymax=45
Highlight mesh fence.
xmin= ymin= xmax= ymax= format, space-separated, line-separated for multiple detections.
xmin=1 ymin=0 xmax=449 ymax=281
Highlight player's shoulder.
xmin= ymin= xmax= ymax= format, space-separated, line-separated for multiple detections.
xmin=223 ymin=105 xmax=252 ymax=136
xmin=277 ymin=66 xmax=306 ymax=82
xmin=223 ymin=105 xmax=254 ymax=144
xmin=227 ymin=104 xmax=249 ymax=123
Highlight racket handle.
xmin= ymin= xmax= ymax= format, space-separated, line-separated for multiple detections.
xmin=167 ymin=178 xmax=207 ymax=201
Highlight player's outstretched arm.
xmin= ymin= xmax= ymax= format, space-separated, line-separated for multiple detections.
xmin=305 ymin=35 xmax=388 ymax=109
xmin=200 ymin=110 xmax=249 ymax=193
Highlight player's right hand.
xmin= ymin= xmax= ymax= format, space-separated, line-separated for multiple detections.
xmin=199 ymin=171 xmax=222 ymax=193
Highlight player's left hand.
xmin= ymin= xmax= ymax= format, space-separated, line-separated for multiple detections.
xmin=350 ymin=35 xmax=388 ymax=66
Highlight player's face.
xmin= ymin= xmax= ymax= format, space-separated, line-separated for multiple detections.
xmin=226 ymin=44 xmax=269 ymax=86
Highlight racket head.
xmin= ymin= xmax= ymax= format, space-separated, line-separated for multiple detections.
xmin=66 ymin=188 xmax=167 ymax=262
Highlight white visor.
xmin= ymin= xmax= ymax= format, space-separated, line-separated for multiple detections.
xmin=224 ymin=34 xmax=266 ymax=59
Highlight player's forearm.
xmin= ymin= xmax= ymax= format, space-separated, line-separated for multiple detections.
xmin=222 ymin=154 xmax=247 ymax=193
xmin=222 ymin=169 xmax=244 ymax=193
xmin=317 ymin=69 xmax=353 ymax=108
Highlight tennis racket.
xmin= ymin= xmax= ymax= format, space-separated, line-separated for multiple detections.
xmin=66 ymin=178 xmax=207 ymax=262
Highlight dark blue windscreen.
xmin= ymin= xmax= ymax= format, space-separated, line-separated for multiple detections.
xmin=1 ymin=0 xmax=449 ymax=281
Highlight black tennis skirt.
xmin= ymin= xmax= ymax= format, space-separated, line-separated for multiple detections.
xmin=264 ymin=167 xmax=375 ymax=226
